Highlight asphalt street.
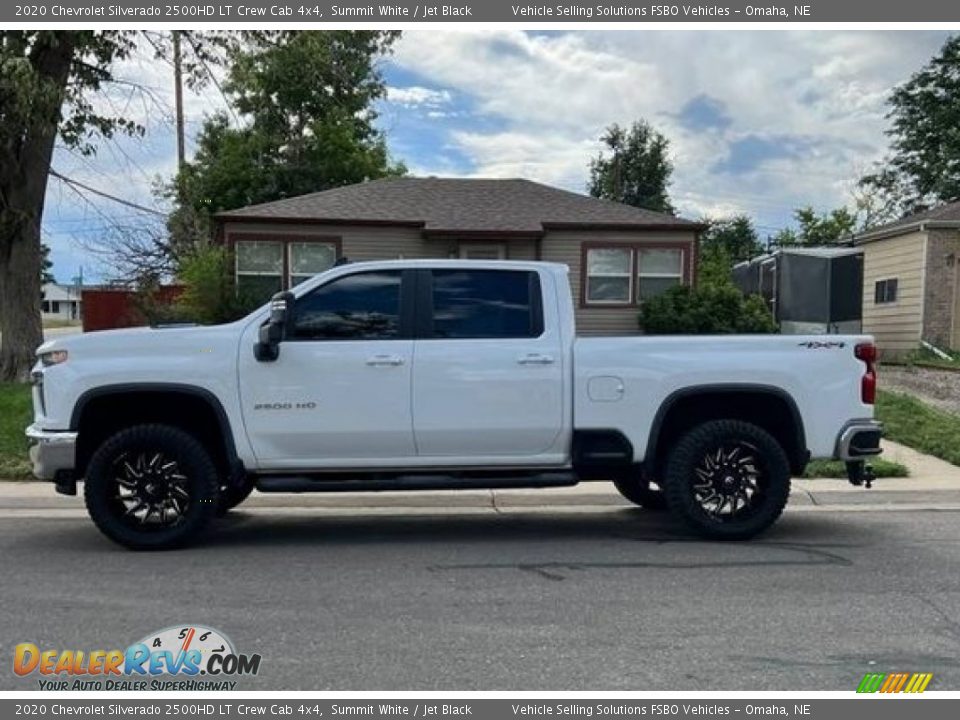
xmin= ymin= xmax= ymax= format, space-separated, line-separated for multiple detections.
xmin=2 ymin=502 xmax=959 ymax=691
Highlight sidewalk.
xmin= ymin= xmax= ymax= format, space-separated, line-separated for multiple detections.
xmin=3 ymin=440 xmax=960 ymax=515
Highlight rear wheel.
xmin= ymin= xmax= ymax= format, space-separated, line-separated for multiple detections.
xmin=663 ymin=419 xmax=790 ymax=540
xmin=84 ymin=424 xmax=219 ymax=550
xmin=612 ymin=475 xmax=667 ymax=510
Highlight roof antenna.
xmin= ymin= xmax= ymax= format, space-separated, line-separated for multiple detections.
xmin=334 ymin=256 xmax=351 ymax=266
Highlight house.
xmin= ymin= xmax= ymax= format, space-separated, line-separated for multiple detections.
xmin=214 ymin=177 xmax=703 ymax=335
xmin=852 ymin=200 xmax=960 ymax=356
xmin=40 ymin=283 xmax=82 ymax=323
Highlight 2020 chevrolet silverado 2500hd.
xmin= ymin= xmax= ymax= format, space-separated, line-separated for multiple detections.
xmin=26 ymin=260 xmax=882 ymax=549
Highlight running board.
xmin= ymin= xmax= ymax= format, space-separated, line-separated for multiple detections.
xmin=254 ymin=472 xmax=579 ymax=494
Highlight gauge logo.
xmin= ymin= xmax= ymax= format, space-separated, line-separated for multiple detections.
xmin=13 ymin=624 xmax=261 ymax=685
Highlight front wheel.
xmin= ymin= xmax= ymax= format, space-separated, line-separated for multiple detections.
xmin=663 ymin=420 xmax=791 ymax=540
xmin=84 ymin=424 xmax=220 ymax=550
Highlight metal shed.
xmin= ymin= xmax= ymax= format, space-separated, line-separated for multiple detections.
xmin=732 ymin=247 xmax=864 ymax=335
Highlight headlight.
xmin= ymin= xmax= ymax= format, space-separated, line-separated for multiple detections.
xmin=39 ymin=350 xmax=68 ymax=367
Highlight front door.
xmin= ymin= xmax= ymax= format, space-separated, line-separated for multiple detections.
xmin=411 ymin=267 xmax=566 ymax=461
xmin=238 ymin=269 xmax=415 ymax=469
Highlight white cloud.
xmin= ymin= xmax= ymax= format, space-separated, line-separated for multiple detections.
xmin=391 ymin=30 xmax=950 ymax=226
xmin=387 ymin=85 xmax=453 ymax=107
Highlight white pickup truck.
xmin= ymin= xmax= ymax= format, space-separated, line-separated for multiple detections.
xmin=26 ymin=260 xmax=882 ymax=549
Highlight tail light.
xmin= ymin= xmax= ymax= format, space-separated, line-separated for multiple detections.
xmin=855 ymin=342 xmax=877 ymax=405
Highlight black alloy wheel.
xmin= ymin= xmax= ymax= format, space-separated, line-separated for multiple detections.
xmin=663 ymin=420 xmax=791 ymax=540
xmin=84 ymin=424 xmax=219 ymax=550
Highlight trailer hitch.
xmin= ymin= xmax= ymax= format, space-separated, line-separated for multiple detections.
xmin=845 ymin=461 xmax=874 ymax=489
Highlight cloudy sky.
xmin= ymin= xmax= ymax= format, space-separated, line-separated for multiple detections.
xmin=44 ymin=29 xmax=951 ymax=283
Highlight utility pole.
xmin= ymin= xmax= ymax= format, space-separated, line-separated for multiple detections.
xmin=172 ymin=30 xmax=185 ymax=171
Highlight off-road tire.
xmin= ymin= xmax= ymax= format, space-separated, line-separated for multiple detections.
xmin=84 ymin=424 xmax=219 ymax=550
xmin=663 ymin=419 xmax=791 ymax=540
xmin=612 ymin=476 xmax=668 ymax=510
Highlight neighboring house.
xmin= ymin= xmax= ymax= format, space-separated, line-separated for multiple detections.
xmin=40 ymin=283 xmax=82 ymax=322
xmin=852 ymin=200 xmax=960 ymax=356
xmin=214 ymin=177 xmax=704 ymax=335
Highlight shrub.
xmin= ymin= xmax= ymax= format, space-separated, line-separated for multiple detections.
xmin=640 ymin=284 xmax=778 ymax=335
xmin=176 ymin=245 xmax=262 ymax=325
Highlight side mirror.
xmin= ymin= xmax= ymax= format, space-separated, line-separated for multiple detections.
xmin=254 ymin=291 xmax=295 ymax=362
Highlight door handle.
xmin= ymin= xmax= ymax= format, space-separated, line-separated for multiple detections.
xmin=366 ymin=354 xmax=405 ymax=367
xmin=517 ymin=353 xmax=555 ymax=365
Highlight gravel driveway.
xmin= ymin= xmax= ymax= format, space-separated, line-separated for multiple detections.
xmin=881 ymin=365 xmax=960 ymax=415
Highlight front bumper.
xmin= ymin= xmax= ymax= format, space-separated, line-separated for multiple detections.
xmin=835 ymin=420 xmax=883 ymax=461
xmin=25 ymin=424 xmax=77 ymax=482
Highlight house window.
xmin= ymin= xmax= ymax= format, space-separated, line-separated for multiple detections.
xmin=236 ymin=241 xmax=284 ymax=301
xmin=290 ymin=242 xmax=337 ymax=287
xmin=638 ymin=248 xmax=684 ymax=301
xmin=585 ymin=246 xmax=686 ymax=305
xmin=41 ymin=301 xmax=50 ymax=313
xmin=585 ymin=248 xmax=633 ymax=304
xmin=235 ymin=238 xmax=338 ymax=301
xmin=874 ymin=278 xmax=898 ymax=305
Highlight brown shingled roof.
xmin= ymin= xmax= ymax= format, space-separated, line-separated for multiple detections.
xmin=853 ymin=198 xmax=960 ymax=243
xmin=215 ymin=177 xmax=702 ymax=235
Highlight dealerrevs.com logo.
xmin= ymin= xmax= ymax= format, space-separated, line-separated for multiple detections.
xmin=13 ymin=625 xmax=262 ymax=691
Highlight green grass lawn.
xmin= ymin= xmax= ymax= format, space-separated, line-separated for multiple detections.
xmin=803 ymin=458 xmax=908 ymax=479
xmin=875 ymin=388 xmax=960 ymax=466
xmin=0 ymin=382 xmax=33 ymax=479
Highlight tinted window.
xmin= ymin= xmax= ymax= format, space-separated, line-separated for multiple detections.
xmin=431 ymin=270 xmax=542 ymax=339
xmin=292 ymin=271 xmax=402 ymax=340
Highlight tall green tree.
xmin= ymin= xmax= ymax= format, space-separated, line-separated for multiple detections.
xmin=170 ymin=31 xmax=404 ymax=251
xmin=697 ymin=214 xmax=764 ymax=287
xmin=860 ymin=35 xmax=960 ymax=217
xmin=768 ymin=206 xmax=859 ymax=248
xmin=588 ymin=120 xmax=675 ymax=215
xmin=0 ymin=31 xmax=227 ymax=381
xmin=0 ymin=31 xmax=141 ymax=381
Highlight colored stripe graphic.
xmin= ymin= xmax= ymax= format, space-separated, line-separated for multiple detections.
xmin=857 ymin=673 xmax=885 ymax=693
xmin=857 ymin=672 xmax=932 ymax=693
xmin=904 ymin=673 xmax=933 ymax=693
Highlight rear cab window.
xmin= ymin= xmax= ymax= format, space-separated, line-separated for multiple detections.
xmin=428 ymin=269 xmax=544 ymax=339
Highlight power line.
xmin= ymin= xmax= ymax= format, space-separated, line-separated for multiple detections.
xmin=49 ymin=169 xmax=167 ymax=217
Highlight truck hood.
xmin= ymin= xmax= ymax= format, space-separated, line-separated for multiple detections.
xmin=35 ymin=322 xmax=247 ymax=360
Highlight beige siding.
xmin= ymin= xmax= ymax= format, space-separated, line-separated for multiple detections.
xmin=504 ymin=238 xmax=538 ymax=260
xmin=861 ymin=231 xmax=926 ymax=354
xmin=539 ymin=229 xmax=698 ymax=335
xmin=222 ymin=221 xmax=435 ymax=260
xmin=221 ymin=222 xmax=540 ymax=263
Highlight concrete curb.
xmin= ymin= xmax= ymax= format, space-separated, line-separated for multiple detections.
xmin=3 ymin=479 xmax=960 ymax=512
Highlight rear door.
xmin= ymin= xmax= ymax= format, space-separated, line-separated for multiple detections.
xmin=411 ymin=268 xmax=566 ymax=461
